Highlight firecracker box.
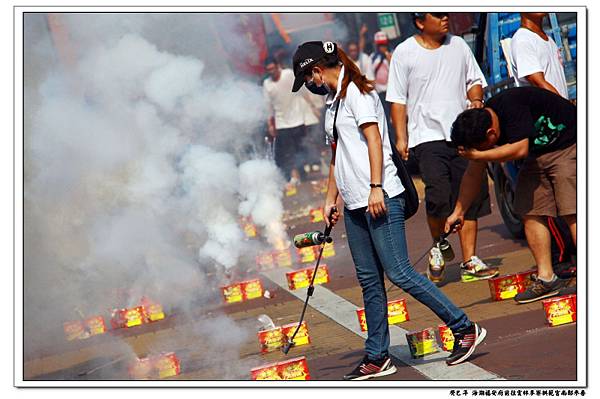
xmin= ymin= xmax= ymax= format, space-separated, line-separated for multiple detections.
xmin=309 ymin=208 xmax=325 ymax=223
xmin=84 ymin=316 xmax=107 ymax=336
xmin=285 ymin=184 xmax=297 ymax=197
xmin=322 ymin=241 xmax=336 ymax=258
xmin=125 ymin=306 xmax=145 ymax=328
xmin=296 ymin=246 xmax=317 ymax=263
xmin=488 ymin=273 xmax=522 ymax=301
xmin=406 ymin=328 xmax=439 ymax=359
xmin=281 ymin=321 xmax=311 ymax=347
xmin=356 ymin=299 xmax=409 ymax=331
xmin=273 ymin=249 xmax=293 ymax=268
xmin=243 ymin=223 xmax=258 ymax=238
xmin=155 ymin=352 xmax=181 ymax=379
xmin=110 ymin=308 xmax=128 ymax=329
xmin=63 ymin=320 xmax=87 ymax=341
xmin=256 ymin=251 xmax=275 ymax=271
xmin=241 ymin=279 xmax=263 ymax=300
xmin=222 ymin=283 xmax=244 ymax=304
xmin=145 ymin=302 xmax=166 ymax=322
xmin=542 ymin=294 xmax=577 ymax=327
xmin=278 ymin=357 xmax=311 ymax=380
xmin=258 ymin=327 xmax=285 ymax=353
xmin=286 ymin=268 xmax=311 ymax=290
xmin=286 ymin=266 xmax=329 ymax=290
xmin=438 ymin=324 xmax=455 ymax=352
xmin=251 ymin=362 xmax=282 ymax=380
xmin=516 ymin=269 xmax=537 ymax=291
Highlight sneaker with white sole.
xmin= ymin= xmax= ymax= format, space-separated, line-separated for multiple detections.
xmin=343 ymin=355 xmax=397 ymax=380
xmin=461 ymin=256 xmax=500 ymax=282
xmin=427 ymin=246 xmax=445 ymax=282
xmin=446 ymin=323 xmax=487 ymax=366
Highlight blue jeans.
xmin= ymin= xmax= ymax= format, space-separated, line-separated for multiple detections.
xmin=344 ymin=193 xmax=472 ymax=360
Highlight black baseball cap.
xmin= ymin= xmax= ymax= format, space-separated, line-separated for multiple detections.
xmin=291 ymin=41 xmax=338 ymax=92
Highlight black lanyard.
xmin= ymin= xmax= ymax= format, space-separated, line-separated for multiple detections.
xmin=332 ymin=98 xmax=341 ymax=144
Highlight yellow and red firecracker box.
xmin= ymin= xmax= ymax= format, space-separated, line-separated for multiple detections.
xmin=438 ymin=324 xmax=455 ymax=352
xmin=110 ymin=309 xmax=128 ymax=329
xmin=63 ymin=320 xmax=87 ymax=341
xmin=281 ymin=321 xmax=311 ymax=347
xmin=273 ymin=249 xmax=293 ymax=268
xmin=251 ymin=357 xmax=311 ymax=381
xmin=516 ymin=269 xmax=537 ymax=291
xmin=243 ymin=223 xmax=258 ymax=238
xmin=125 ymin=306 xmax=145 ymax=328
xmin=155 ymin=352 xmax=181 ymax=379
xmin=488 ymin=273 xmax=522 ymax=301
xmin=356 ymin=299 xmax=409 ymax=331
xmin=84 ymin=316 xmax=107 ymax=336
xmin=406 ymin=328 xmax=439 ymax=359
xmin=321 ymin=241 xmax=336 ymax=258
xmin=251 ymin=362 xmax=282 ymax=380
xmin=256 ymin=251 xmax=275 ymax=271
xmin=285 ymin=184 xmax=297 ymax=197
xmin=257 ymin=327 xmax=285 ymax=353
xmin=222 ymin=283 xmax=244 ymax=304
xmin=297 ymin=246 xmax=317 ymax=264
xmin=542 ymin=294 xmax=577 ymax=327
xmin=309 ymin=208 xmax=325 ymax=223
xmin=241 ymin=279 xmax=263 ymax=300
xmin=144 ymin=302 xmax=166 ymax=322
xmin=286 ymin=266 xmax=329 ymax=290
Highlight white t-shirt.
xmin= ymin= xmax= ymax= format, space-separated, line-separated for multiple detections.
xmin=386 ymin=35 xmax=487 ymax=148
xmin=352 ymin=52 xmax=375 ymax=80
xmin=263 ymin=68 xmax=305 ymax=129
xmin=371 ymin=53 xmax=389 ymax=93
xmin=324 ymin=66 xmax=404 ymax=210
xmin=509 ymin=28 xmax=569 ymax=99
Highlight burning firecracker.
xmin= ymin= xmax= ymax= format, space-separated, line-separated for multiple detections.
xmin=256 ymin=251 xmax=275 ymax=271
xmin=124 ymin=306 xmax=145 ymax=328
xmin=406 ymin=328 xmax=439 ymax=359
xmin=543 ymin=294 xmax=577 ymax=327
xmin=282 ymin=321 xmax=310 ymax=347
xmin=322 ymin=241 xmax=336 ymax=258
xmin=286 ymin=265 xmax=329 ymax=290
xmin=141 ymin=297 xmax=166 ymax=322
xmin=251 ymin=357 xmax=310 ymax=380
xmin=222 ymin=283 xmax=244 ymax=304
xmin=438 ymin=324 xmax=454 ymax=352
xmin=240 ymin=216 xmax=258 ymax=238
xmin=258 ymin=327 xmax=285 ymax=353
xmin=129 ymin=352 xmax=181 ymax=380
xmin=84 ymin=316 xmax=107 ymax=336
xmin=309 ymin=208 xmax=325 ymax=223
xmin=273 ymin=249 xmax=293 ymax=268
xmin=297 ymin=246 xmax=317 ymax=263
xmin=356 ymin=299 xmax=409 ymax=331
xmin=63 ymin=320 xmax=87 ymax=341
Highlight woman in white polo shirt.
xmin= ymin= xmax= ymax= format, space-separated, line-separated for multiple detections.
xmin=290 ymin=41 xmax=486 ymax=380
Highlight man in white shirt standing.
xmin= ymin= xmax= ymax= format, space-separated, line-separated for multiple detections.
xmin=387 ymin=12 xmax=499 ymax=283
xmin=509 ymin=12 xmax=569 ymax=99
xmin=263 ymin=57 xmax=308 ymax=184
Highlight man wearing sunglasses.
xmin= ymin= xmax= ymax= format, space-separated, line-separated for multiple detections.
xmin=387 ymin=12 xmax=499 ymax=284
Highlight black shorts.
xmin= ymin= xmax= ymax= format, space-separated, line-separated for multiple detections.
xmin=274 ymin=125 xmax=306 ymax=179
xmin=413 ymin=140 xmax=491 ymax=220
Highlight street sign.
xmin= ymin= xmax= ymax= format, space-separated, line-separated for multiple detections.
xmin=377 ymin=13 xmax=400 ymax=40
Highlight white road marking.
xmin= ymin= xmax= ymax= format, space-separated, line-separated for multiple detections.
xmin=261 ymin=269 xmax=504 ymax=381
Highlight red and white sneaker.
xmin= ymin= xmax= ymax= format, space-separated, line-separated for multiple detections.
xmin=343 ymin=355 xmax=397 ymax=380
xmin=446 ymin=323 xmax=487 ymax=366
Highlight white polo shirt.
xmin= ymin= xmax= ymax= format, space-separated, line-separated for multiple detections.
xmin=386 ymin=34 xmax=487 ymax=148
xmin=324 ymin=66 xmax=404 ymax=210
xmin=509 ymin=28 xmax=569 ymax=99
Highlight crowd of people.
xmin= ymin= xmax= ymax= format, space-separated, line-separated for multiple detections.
xmin=263 ymin=12 xmax=576 ymax=380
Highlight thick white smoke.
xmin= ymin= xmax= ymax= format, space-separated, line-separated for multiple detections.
xmin=24 ymin=13 xmax=288 ymax=377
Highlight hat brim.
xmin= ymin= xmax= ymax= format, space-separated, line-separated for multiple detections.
xmin=291 ymin=73 xmax=305 ymax=93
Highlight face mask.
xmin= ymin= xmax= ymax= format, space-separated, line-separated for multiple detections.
xmin=305 ymin=80 xmax=329 ymax=96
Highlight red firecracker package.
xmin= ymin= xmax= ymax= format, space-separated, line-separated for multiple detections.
xmin=312 ymin=265 xmax=330 ymax=285
xmin=221 ymin=283 xmax=244 ymax=304
xmin=356 ymin=308 xmax=368 ymax=332
xmin=286 ymin=268 xmax=311 ymax=290
xmin=242 ymin=279 xmax=263 ymax=300
xmin=251 ymin=362 xmax=282 ymax=380
xmin=155 ymin=352 xmax=181 ymax=379
xmin=285 ymin=184 xmax=297 ymax=197
xmin=256 ymin=251 xmax=275 ymax=271
xmin=110 ymin=308 xmax=128 ymax=329
xmin=309 ymin=208 xmax=325 ymax=223
xmin=322 ymin=242 xmax=336 ymax=258
xmin=543 ymin=294 xmax=577 ymax=327
xmin=296 ymin=247 xmax=317 ymax=264
xmin=129 ymin=352 xmax=181 ymax=380
xmin=273 ymin=249 xmax=293 ymax=268
xmin=516 ymin=269 xmax=537 ymax=291
xmin=281 ymin=321 xmax=310 ymax=347
xmin=140 ymin=297 xmax=166 ymax=322
xmin=84 ymin=316 xmax=107 ymax=336
xmin=356 ymin=299 xmax=409 ymax=331
xmin=125 ymin=306 xmax=145 ymax=328
xmin=257 ymin=327 xmax=285 ymax=353
xmin=278 ymin=357 xmax=311 ymax=380
xmin=63 ymin=320 xmax=87 ymax=341
xmin=438 ymin=324 xmax=455 ymax=352
xmin=406 ymin=328 xmax=439 ymax=359
xmin=488 ymin=273 xmax=521 ymax=301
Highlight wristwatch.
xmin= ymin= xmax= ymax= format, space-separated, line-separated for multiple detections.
xmin=370 ymin=183 xmax=383 ymax=188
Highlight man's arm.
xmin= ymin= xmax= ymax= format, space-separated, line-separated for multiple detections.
xmin=467 ymin=84 xmax=485 ymax=108
xmin=390 ymin=103 xmax=409 ymax=160
xmin=458 ymin=138 xmax=529 ymax=162
xmin=358 ymin=24 xmax=368 ymax=53
xmin=445 ymin=160 xmax=487 ymax=232
xmin=525 ymin=72 xmax=561 ymax=96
